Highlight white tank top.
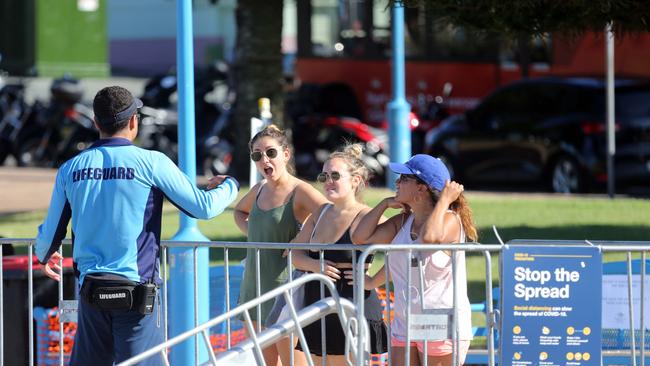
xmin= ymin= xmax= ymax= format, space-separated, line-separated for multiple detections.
xmin=387 ymin=212 xmax=473 ymax=341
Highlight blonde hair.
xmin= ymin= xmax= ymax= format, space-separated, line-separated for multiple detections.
xmin=327 ymin=142 xmax=369 ymax=198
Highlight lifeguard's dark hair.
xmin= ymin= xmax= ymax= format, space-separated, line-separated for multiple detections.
xmin=327 ymin=142 xmax=369 ymax=198
xmin=93 ymin=86 xmax=133 ymax=135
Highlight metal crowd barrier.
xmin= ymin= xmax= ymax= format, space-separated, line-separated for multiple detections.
xmin=3 ymin=238 xmax=650 ymax=366
xmin=117 ymin=273 xmax=364 ymax=366
xmin=353 ymin=244 xmax=502 ymax=366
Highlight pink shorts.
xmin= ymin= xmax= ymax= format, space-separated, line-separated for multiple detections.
xmin=391 ymin=338 xmax=470 ymax=363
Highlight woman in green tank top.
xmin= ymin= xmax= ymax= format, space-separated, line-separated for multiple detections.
xmin=234 ymin=125 xmax=327 ymax=366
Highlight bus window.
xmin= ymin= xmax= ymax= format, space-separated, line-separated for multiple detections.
xmin=310 ymin=0 xmax=340 ymax=57
xmin=499 ymin=33 xmax=553 ymax=70
xmin=403 ymin=5 xmax=499 ymax=61
xmin=304 ymin=0 xmax=387 ymax=59
xmin=371 ymin=1 xmax=390 ymax=57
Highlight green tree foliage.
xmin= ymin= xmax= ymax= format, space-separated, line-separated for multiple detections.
xmin=393 ymin=0 xmax=650 ymax=35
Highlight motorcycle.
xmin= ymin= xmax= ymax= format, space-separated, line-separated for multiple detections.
xmin=410 ymin=82 xmax=453 ymax=154
xmin=138 ymin=106 xmax=179 ymax=161
xmin=287 ymin=82 xmax=389 ymax=184
xmin=0 ymin=81 xmax=30 ymax=165
xmin=138 ymin=61 xmax=235 ymax=175
xmin=16 ymin=76 xmax=98 ymax=167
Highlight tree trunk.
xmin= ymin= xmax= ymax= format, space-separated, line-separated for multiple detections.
xmin=232 ymin=0 xmax=285 ymax=181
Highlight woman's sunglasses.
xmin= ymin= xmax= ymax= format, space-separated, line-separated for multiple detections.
xmin=397 ymin=174 xmax=419 ymax=183
xmin=317 ymin=171 xmax=342 ymax=183
xmin=250 ymin=148 xmax=279 ymax=162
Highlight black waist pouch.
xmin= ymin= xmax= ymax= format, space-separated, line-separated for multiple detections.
xmin=82 ymin=273 xmax=138 ymax=311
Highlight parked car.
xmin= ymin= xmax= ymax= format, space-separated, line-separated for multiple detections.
xmin=424 ymin=77 xmax=650 ymax=193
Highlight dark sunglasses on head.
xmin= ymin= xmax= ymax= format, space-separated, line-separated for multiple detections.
xmin=250 ymin=148 xmax=279 ymax=162
xmin=397 ymin=174 xmax=418 ymax=183
xmin=317 ymin=171 xmax=342 ymax=183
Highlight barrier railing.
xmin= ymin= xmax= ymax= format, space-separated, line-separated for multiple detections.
xmin=116 ymin=273 xmax=364 ymax=366
xmin=354 ymin=244 xmax=502 ymax=366
xmin=2 ymin=238 xmax=650 ymax=366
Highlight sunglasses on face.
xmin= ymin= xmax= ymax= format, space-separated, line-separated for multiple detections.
xmin=250 ymin=147 xmax=279 ymax=162
xmin=317 ymin=171 xmax=342 ymax=183
xmin=397 ymin=174 xmax=419 ymax=183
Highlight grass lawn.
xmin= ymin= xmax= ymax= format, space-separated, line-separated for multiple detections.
xmin=2 ymin=187 xmax=649 ymax=303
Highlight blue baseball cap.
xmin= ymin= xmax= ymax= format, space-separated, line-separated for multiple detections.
xmin=388 ymin=154 xmax=450 ymax=191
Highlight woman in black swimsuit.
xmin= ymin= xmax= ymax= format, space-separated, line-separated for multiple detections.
xmin=288 ymin=143 xmax=388 ymax=366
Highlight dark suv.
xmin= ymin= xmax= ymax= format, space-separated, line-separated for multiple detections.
xmin=424 ymin=77 xmax=650 ymax=193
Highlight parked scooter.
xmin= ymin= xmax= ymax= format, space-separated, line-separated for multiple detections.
xmin=292 ymin=114 xmax=389 ymax=184
xmin=0 ymin=53 xmax=30 ymax=165
xmin=138 ymin=106 xmax=179 ymax=161
xmin=0 ymin=81 xmax=30 ymax=165
xmin=411 ymin=82 xmax=453 ymax=154
xmin=15 ymin=76 xmax=98 ymax=167
xmin=375 ymin=82 xmax=453 ymax=154
xmin=287 ymin=82 xmax=389 ymax=184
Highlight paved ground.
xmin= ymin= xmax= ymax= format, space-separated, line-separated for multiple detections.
xmin=0 ymin=167 xmax=57 ymax=215
xmin=4 ymin=76 xmax=148 ymax=104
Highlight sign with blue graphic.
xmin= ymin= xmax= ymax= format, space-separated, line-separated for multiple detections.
xmin=500 ymin=246 xmax=602 ymax=366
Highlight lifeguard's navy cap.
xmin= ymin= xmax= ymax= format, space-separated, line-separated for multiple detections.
xmin=94 ymin=87 xmax=143 ymax=126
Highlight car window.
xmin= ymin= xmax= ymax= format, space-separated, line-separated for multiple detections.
xmin=559 ymin=86 xmax=600 ymax=116
xmin=469 ymin=85 xmax=531 ymax=130
xmin=616 ymin=91 xmax=650 ymax=120
xmin=535 ymin=84 xmax=564 ymax=115
xmin=591 ymin=89 xmax=650 ymax=122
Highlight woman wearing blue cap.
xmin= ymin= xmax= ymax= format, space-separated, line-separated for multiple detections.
xmin=351 ymin=154 xmax=478 ymax=366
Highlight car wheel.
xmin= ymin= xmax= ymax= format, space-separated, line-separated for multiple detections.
xmin=550 ymin=156 xmax=582 ymax=194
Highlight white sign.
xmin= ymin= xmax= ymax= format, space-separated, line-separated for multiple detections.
xmin=409 ymin=312 xmax=452 ymax=341
xmin=60 ymin=300 xmax=78 ymax=323
xmin=602 ymin=274 xmax=650 ymax=329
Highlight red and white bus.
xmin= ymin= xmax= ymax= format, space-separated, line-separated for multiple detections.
xmin=285 ymin=0 xmax=650 ymax=127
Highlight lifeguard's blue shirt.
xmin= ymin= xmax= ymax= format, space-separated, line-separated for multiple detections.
xmin=35 ymin=137 xmax=239 ymax=285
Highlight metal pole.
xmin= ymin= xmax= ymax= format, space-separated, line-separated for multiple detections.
xmin=642 ymin=252 xmax=646 ymax=366
xmin=385 ymin=255 xmax=392 ymax=366
xmin=0 ymin=244 xmax=3 ymax=366
xmin=628 ymin=252 xmax=637 ymax=366
xmin=28 ymin=244 xmax=34 ymax=366
xmin=58 ymin=252 xmax=64 ymax=366
xmin=405 ymin=249 xmax=412 ymax=365
xmin=249 ymin=98 xmax=270 ymax=187
xmin=162 ymin=246 xmax=168 ymax=344
xmin=484 ymin=252 xmax=496 ymax=366
xmin=386 ymin=3 xmax=411 ymax=190
xmin=225 ymin=248 xmax=231 ymax=349
xmin=606 ymin=22 xmax=616 ymax=198
xmin=169 ymin=0 xmax=211 ymax=364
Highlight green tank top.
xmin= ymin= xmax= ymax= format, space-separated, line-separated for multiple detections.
xmin=238 ymin=185 xmax=300 ymax=322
